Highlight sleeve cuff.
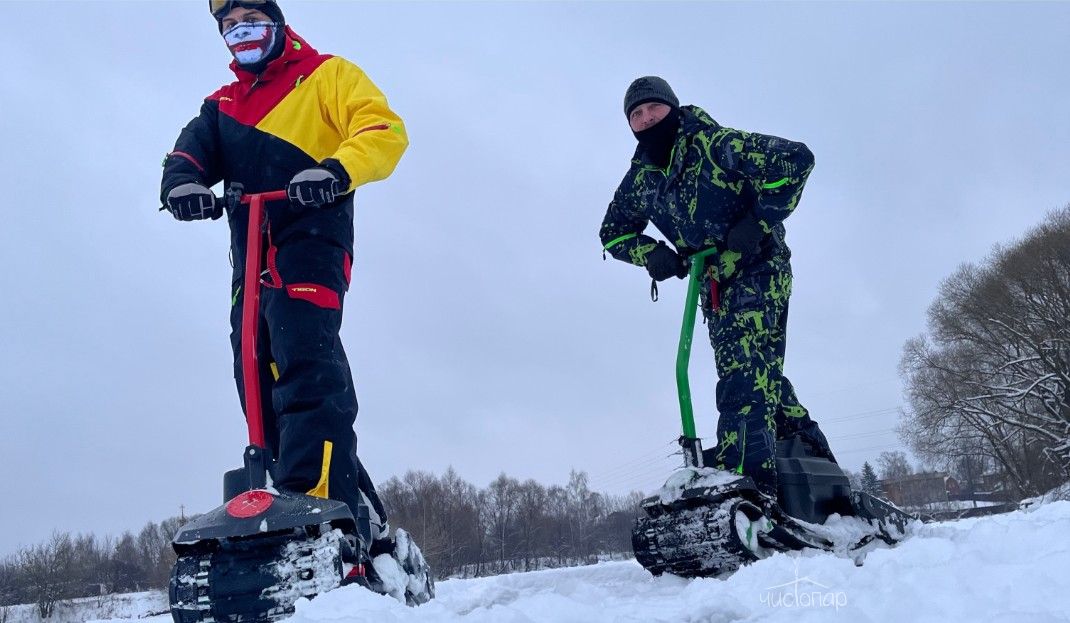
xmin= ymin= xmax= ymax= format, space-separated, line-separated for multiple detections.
xmin=319 ymin=158 xmax=353 ymax=193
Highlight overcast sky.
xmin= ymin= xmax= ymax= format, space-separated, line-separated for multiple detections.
xmin=1 ymin=1 xmax=1067 ymax=556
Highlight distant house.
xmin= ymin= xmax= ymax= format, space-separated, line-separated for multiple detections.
xmin=879 ymin=472 xmax=959 ymax=507
xmin=968 ymin=472 xmax=1015 ymax=503
xmin=979 ymin=471 xmax=1003 ymax=492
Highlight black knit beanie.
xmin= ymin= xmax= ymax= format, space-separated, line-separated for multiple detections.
xmin=624 ymin=76 xmax=679 ymax=118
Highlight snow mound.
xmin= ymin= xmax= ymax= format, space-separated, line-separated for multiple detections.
xmin=796 ymin=511 xmax=916 ymax=557
xmin=1020 ymin=481 xmax=1070 ymax=509
xmin=91 ymin=501 xmax=1070 ymax=623
xmin=372 ymin=552 xmax=410 ymax=604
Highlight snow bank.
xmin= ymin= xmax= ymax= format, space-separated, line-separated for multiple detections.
xmin=92 ymin=501 xmax=1070 ymax=622
xmin=5 ymin=591 xmax=166 ymax=623
xmin=1021 ymin=481 xmax=1070 ymax=509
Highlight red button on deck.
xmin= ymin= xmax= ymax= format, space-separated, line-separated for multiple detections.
xmin=226 ymin=490 xmax=275 ymax=518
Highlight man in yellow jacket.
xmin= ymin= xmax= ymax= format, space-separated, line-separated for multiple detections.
xmin=160 ymin=0 xmax=407 ymax=540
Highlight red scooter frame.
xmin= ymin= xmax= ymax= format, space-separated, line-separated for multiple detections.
xmin=236 ymin=187 xmax=288 ymax=449
xmin=217 ymin=184 xmax=290 ymax=491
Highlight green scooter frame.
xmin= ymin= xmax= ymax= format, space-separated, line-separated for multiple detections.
xmin=674 ymin=247 xmax=719 ymax=469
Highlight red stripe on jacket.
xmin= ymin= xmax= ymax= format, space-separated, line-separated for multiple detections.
xmin=168 ymin=151 xmax=206 ymax=173
xmin=355 ymin=124 xmax=390 ymax=136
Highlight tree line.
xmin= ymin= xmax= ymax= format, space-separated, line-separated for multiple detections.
xmin=899 ymin=206 xmax=1070 ymax=498
xmin=0 ymin=520 xmax=182 ymax=617
xmin=377 ymin=468 xmax=643 ymax=579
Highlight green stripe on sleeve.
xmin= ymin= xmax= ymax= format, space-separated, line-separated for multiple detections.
xmin=603 ymin=232 xmax=638 ymax=250
xmin=762 ymin=177 xmax=791 ymax=190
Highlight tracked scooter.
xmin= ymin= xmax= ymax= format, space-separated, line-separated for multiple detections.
xmin=631 ymin=248 xmax=915 ymax=578
xmin=168 ymin=185 xmax=432 ymax=622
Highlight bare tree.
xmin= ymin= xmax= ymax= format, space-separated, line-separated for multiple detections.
xmin=597 ymin=491 xmax=644 ymax=554
xmin=18 ymin=532 xmax=75 ymax=618
xmin=901 ymin=206 xmax=1070 ymax=497
xmin=0 ymin=558 xmax=18 ymax=608
xmin=108 ymin=532 xmax=144 ymax=593
xmin=565 ymin=470 xmax=603 ymax=563
xmin=513 ymin=480 xmax=548 ymax=571
xmin=379 ymin=470 xmax=453 ymax=577
xmin=543 ymin=485 xmax=570 ymax=566
xmin=137 ymin=523 xmax=172 ymax=588
xmin=436 ymin=467 xmax=481 ymax=578
xmin=877 ymin=451 xmax=914 ymax=481
xmin=485 ymin=473 xmax=518 ymax=572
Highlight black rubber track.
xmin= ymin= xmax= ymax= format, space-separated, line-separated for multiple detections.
xmin=632 ymin=498 xmax=761 ymax=577
xmin=169 ymin=533 xmax=342 ymax=623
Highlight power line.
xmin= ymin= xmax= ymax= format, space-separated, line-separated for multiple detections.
xmin=833 ymin=427 xmax=900 ymax=441
xmin=589 ymin=453 xmax=680 ymax=490
xmin=836 ymin=442 xmax=905 ymax=455
xmin=590 ymin=457 xmax=677 ymax=489
xmin=822 ymin=407 xmax=901 ymax=424
xmin=803 ymin=378 xmax=899 ymax=399
xmin=590 ymin=439 xmax=675 ymax=475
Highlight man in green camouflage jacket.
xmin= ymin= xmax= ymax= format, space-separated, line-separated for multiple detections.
xmin=600 ymin=76 xmax=836 ymax=497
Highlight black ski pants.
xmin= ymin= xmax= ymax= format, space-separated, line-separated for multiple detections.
xmin=229 ymin=233 xmax=387 ymax=528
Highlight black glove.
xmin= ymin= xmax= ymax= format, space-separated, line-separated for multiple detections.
xmin=645 ymin=241 xmax=689 ymax=281
xmin=165 ymin=183 xmax=221 ymax=221
xmin=287 ymin=167 xmax=343 ymax=207
xmin=724 ymin=212 xmax=765 ymax=256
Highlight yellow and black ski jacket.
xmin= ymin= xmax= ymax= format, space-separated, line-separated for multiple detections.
xmin=161 ymin=27 xmax=407 ymax=268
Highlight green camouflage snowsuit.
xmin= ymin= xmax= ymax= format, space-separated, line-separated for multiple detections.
xmin=600 ymin=105 xmax=835 ymax=495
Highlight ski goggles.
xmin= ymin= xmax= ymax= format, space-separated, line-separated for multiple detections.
xmin=209 ymin=0 xmax=277 ymax=20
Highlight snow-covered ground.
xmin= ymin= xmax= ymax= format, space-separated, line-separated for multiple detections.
xmin=78 ymin=500 xmax=1070 ymax=622
xmin=3 ymin=591 xmax=167 ymax=623
xmin=908 ymin=499 xmax=1004 ymax=512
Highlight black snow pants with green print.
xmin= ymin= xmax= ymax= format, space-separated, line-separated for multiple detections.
xmin=700 ymin=270 xmax=836 ymax=497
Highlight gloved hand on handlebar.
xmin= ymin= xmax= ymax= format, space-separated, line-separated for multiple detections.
xmin=287 ymin=167 xmax=344 ymax=208
xmin=165 ymin=182 xmax=222 ymax=221
xmin=645 ymin=241 xmax=689 ymax=281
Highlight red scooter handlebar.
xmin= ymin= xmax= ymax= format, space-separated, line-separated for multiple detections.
xmin=242 ymin=190 xmax=289 ymax=204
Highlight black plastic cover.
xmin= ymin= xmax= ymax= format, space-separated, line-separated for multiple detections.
xmin=775 ymin=437 xmax=853 ymax=524
xmin=173 ymin=491 xmax=355 ymax=550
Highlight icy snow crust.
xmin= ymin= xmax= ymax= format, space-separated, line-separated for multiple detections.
xmin=656 ymin=466 xmax=743 ymax=504
xmin=89 ymin=501 xmax=1070 ymax=623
